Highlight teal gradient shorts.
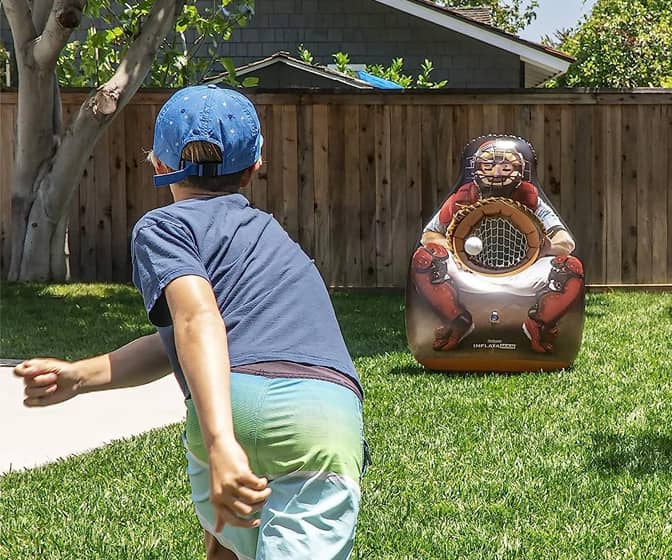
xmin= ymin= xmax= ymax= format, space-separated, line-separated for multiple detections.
xmin=183 ymin=372 xmax=366 ymax=560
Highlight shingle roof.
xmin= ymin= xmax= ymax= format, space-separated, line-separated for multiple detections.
xmin=448 ymin=6 xmax=493 ymax=26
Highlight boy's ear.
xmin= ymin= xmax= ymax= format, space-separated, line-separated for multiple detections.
xmin=240 ymin=158 xmax=263 ymax=188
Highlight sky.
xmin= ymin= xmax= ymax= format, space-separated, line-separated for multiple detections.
xmin=516 ymin=0 xmax=598 ymax=43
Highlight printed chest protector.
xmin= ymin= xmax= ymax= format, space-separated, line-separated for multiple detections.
xmin=405 ymin=135 xmax=585 ymax=372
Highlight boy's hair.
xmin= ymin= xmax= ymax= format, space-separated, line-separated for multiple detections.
xmin=180 ymin=141 xmax=245 ymax=192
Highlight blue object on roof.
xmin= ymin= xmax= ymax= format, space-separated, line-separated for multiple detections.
xmin=356 ymin=70 xmax=404 ymax=90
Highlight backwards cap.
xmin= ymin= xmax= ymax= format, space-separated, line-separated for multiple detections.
xmin=152 ymin=84 xmax=263 ymax=187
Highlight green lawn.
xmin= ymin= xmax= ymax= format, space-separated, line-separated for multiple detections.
xmin=1 ymin=284 xmax=671 ymax=559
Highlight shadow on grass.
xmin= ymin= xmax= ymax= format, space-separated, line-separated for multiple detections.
xmin=589 ymin=431 xmax=672 ymax=476
xmin=388 ymin=362 xmax=569 ymax=379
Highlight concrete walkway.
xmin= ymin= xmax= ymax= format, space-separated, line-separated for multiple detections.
xmin=0 ymin=360 xmax=185 ymax=475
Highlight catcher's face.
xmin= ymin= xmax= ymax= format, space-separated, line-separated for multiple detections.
xmin=474 ymin=142 xmax=524 ymax=193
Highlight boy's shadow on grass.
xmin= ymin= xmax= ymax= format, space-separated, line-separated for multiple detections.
xmin=589 ymin=432 xmax=672 ymax=477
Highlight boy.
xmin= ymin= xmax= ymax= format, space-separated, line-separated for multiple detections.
xmin=15 ymin=84 xmax=367 ymax=560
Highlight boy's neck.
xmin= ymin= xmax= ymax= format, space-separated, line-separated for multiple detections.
xmin=170 ymin=185 xmax=240 ymax=202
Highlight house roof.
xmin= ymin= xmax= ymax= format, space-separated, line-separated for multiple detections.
xmin=203 ymin=52 xmax=375 ymax=89
xmin=446 ymin=6 xmax=493 ymax=26
xmin=375 ymin=0 xmax=574 ymax=86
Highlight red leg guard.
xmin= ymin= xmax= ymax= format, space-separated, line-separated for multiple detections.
xmin=412 ymin=245 xmax=473 ymax=350
xmin=524 ymin=256 xmax=584 ymax=353
xmin=411 ymin=246 xmax=462 ymax=322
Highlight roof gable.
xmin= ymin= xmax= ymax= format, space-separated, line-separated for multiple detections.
xmin=374 ymin=0 xmax=573 ymax=86
xmin=205 ymin=52 xmax=375 ymax=89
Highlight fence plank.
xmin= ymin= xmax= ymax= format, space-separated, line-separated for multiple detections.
xmin=390 ymin=105 xmax=407 ymax=286
xmin=375 ymin=105 xmax=393 ymax=286
xmin=266 ymin=105 xmax=284 ymax=221
xmin=359 ymin=105 xmax=377 ymax=287
xmin=343 ymin=105 xmax=361 ymax=286
xmin=604 ymin=105 xmax=623 ymax=283
xmin=280 ymin=105 xmax=299 ymax=242
xmin=620 ymin=105 xmax=638 ymax=283
xmin=420 ymin=105 xmax=438 ymax=225
xmin=649 ymin=105 xmax=667 ymax=283
xmin=636 ymin=105 xmax=653 ymax=283
xmin=250 ymin=105 xmax=269 ymax=211
xmin=542 ymin=105 xmax=562 ymax=211
xmin=328 ymin=104 xmax=346 ymax=287
xmin=560 ymin=107 xmax=577 ymax=251
xmin=573 ymin=105 xmax=593 ymax=277
xmin=405 ymin=105 xmax=423 ymax=280
xmin=93 ymin=133 xmax=113 ymax=281
xmin=79 ymin=153 xmax=96 ymax=281
xmin=437 ymin=106 xmax=455 ymax=203
xmin=297 ymin=103 xmax=315 ymax=257
xmin=590 ymin=106 xmax=605 ymax=283
xmin=124 ymin=104 xmax=145 ymax=237
xmin=108 ymin=115 xmax=128 ymax=282
xmin=312 ymin=105 xmax=330 ymax=280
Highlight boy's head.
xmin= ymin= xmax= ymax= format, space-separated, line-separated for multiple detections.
xmin=151 ymin=85 xmax=263 ymax=192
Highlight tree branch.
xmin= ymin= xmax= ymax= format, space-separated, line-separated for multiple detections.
xmin=31 ymin=0 xmax=55 ymax=33
xmin=33 ymin=0 xmax=85 ymax=68
xmin=2 ymin=0 xmax=38 ymax=55
xmin=42 ymin=0 xmax=184 ymax=221
xmin=99 ymin=0 xmax=185 ymax=111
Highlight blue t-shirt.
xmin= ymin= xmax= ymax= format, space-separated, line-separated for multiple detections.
xmin=131 ymin=193 xmax=360 ymax=397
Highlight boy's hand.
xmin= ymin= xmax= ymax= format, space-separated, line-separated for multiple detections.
xmin=208 ymin=436 xmax=271 ymax=531
xmin=13 ymin=359 xmax=83 ymax=407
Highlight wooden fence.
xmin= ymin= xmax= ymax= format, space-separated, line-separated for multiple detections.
xmin=2 ymin=89 xmax=672 ymax=286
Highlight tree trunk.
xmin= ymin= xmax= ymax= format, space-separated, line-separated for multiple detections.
xmin=9 ymin=175 xmax=74 ymax=282
xmin=5 ymin=0 xmax=184 ymax=282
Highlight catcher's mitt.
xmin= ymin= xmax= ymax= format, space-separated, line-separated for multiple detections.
xmin=447 ymin=197 xmax=546 ymax=276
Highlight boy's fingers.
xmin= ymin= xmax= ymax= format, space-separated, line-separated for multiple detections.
xmin=13 ymin=360 xmax=58 ymax=378
xmin=214 ymin=508 xmax=260 ymax=532
xmin=238 ymin=472 xmax=268 ymax=490
xmin=24 ymin=373 xmax=59 ymax=387
xmin=230 ymin=500 xmax=254 ymax=517
xmin=236 ymin=485 xmax=271 ymax=505
xmin=24 ymin=384 xmax=58 ymax=398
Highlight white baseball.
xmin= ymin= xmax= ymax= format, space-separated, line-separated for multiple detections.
xmin=464 ymin=236 xmax=483 ymax=256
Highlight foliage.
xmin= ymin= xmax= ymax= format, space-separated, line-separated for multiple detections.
xmin=326 ymin=50 xmax=447 ymax=89
xmin=57 ymin=0 xmax=254 ymax=88
xmin=435 ymin=0 xmax=538 ymax=34
xmin=547 ymin=0 xmax=672 ymax=88
xmin=2 ymin=288 xmax=672 ymax=559
xmin=297 ymin=44 xmax=314 ymax=65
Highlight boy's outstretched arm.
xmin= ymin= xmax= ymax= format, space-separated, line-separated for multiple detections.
xmin=14 ymin=333 xmax=172 ymax=407
xmin=164 ymin=275 xmax=271 ymax=531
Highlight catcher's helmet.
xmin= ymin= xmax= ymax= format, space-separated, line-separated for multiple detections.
xmin=473 ymin=139 xmax=526 ymax=197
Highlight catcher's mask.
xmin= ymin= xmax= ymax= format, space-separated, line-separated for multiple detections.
xmin=472 ymin=139 xmax=525 ymax=198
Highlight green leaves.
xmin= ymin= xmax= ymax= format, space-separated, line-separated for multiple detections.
xmin=365 ymin=57 xmax=447 ymax=89
xmin=552 ymin=0 xmax=672 ymax=87
xmin=435 ymin=0 xmax=539 ymax=34
xmin=56 ymin=0 xmax=254 ymax=88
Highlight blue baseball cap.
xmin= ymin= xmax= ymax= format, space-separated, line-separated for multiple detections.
xmin=152 ymin=84 xmax=263 ymax=187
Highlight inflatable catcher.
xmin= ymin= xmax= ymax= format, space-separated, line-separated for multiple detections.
xmin=405 ymin=135 xmax=585 ymax=372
